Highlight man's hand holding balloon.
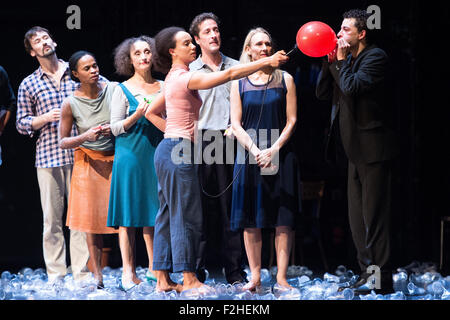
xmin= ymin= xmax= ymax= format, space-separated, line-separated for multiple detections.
xmin=336 ymin=38 xmax=351 ymax=61
xmin=327 ymin=47 xmax=338 ymax=63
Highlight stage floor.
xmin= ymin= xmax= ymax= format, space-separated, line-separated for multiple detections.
xmin=1 ymin=264 xmax=449 ymax=300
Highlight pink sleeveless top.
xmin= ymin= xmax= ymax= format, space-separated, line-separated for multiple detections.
xmin=163 ymin=64 xmax=202 ymax=141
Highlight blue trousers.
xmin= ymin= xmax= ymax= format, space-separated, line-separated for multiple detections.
xmin=153 ymin=138 xmax=203 ymax=273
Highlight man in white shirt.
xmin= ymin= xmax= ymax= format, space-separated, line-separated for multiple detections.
xmin=189 ymin=13 xmax=246 ymax=284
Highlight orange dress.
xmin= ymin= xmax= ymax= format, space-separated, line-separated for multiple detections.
xmin=66 ymin=147 xmax=118 ymax=234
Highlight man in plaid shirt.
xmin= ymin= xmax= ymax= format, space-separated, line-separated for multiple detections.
xmin=16 ymin=26 xmax=90 ymax=283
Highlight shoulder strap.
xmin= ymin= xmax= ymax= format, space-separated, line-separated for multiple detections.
xmin=238 ymin=78 xmax=245 ymax=96
xmin=118 ymin=83 xmax=138 ymax=105
xmin=280 ymin=71 xmax=287 ymax=91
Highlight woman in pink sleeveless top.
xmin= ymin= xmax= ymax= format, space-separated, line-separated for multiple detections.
xmin=145 ymin=26 xmax=288 ymax=293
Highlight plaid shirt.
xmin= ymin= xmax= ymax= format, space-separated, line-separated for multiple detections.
xmin=16 ymin=60 xmax=77 ymax=168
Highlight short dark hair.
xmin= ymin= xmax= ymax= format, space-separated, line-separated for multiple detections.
xmin=153 ymin=26 xmax=185 ymax=74
xmin=24 ymin=26 xmax=53 ymax=54
xmin=343 ymin=9 xmax=371 ymax=43
xmin=69 ymin=50 xmax=96 ymax=82
xmin=189 ymin=12 xmax=220 ymax=38
xmin=113 ymin=36 xmax=156 ymax=77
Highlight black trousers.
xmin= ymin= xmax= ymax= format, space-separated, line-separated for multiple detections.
xmin=347 ymin=160 xmax=393 ymax=275
xmin=196 ymin=130 xmax=244 ymax=283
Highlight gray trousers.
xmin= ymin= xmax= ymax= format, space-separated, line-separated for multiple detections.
xmin=36 ymin=165 xmax=90 ymax=282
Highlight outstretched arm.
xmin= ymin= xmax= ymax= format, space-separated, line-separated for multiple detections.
xmin=188 ymin=50 xmax=289 ymax=91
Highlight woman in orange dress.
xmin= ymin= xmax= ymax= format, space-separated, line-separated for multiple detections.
xmin=58 ymin=50 xmax=118 ymax=288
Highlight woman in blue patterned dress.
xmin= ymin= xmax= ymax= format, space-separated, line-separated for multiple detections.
xmin=230 ymin=28 xmax=302 ymax=292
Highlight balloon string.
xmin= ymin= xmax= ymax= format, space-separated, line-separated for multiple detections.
xmin=286 ymin=44 xmax=298 ymax=57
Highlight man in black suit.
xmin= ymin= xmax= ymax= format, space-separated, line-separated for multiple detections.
xmin=316 ymin=9 xmax=397 ymax=293
xmin=0 ymin=65 xmax=16 ymax=167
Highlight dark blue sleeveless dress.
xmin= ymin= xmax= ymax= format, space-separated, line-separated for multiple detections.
xmin=230 ymin=73 xmax=302 ymax=231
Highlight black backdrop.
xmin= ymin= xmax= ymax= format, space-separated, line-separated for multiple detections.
xmin=0 ymin=0 xmax=449 ymax=274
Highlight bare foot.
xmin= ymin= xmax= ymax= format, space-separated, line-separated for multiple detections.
xmin=182 ymin=278 xmax=205 ymax=291
xmin=182 ymin=282 xmax=214 ymax=295
xmin=156 ymin=280 xmax=183 ymax=293
xmin=181 ymin=272 xmax=201 ymax=291
xmin=94 ymin=272 xmax=103 ymax=281
xmin=122 ymin=273 xmax=142 ymax=286
xmin=94 ymin=273 xmax=104 ymax=288
xmin=242 ymin=280 xmax=261 ymax=292
xmin=154 ymin=270 xmax=183 ymax=292
xmin=181 ymin=272 xmax=214 ymax=294
xmin=132 ymin=276 xmax=143 ymax=285
xmin=275 ymin=277 xmax=294 ymax=289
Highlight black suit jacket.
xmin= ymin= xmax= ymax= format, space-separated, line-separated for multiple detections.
xmin=0 ymin=66 xmax=16 ymax=113
xmin=316 ymin=44 xmax=398 ymax=165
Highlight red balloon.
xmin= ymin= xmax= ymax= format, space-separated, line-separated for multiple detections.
xmin=296 ymin=21 xmax=337 ymax=57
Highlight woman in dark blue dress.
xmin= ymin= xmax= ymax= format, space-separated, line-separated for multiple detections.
xmin=230 ymin=28 xmax=302 ymax=292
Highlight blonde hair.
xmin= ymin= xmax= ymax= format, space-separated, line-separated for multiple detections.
xmin=239 ymin=27 xmax=282 ymax=82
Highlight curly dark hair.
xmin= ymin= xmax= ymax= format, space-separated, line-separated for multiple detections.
xmin=189 ymin=12 xmax=220 ymax=38
xmin=343 ymin=9 xmax=372 ymax=43
xmin=69 ymin=50 xmax=96 ymax=82
xmin=153 ymin=26 xmax=185 ymax=74
xmin=113 ymin=36 xmax=156 ymax=77
xmin=24 ymin=26 xmax=53 ymax=54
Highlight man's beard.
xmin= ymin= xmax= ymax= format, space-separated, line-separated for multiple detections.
xmin=39 ymin=46 xmax=56 ymax=57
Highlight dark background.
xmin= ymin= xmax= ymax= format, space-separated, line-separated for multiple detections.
xmin=0 ymin=0 xmax=449 ymax=275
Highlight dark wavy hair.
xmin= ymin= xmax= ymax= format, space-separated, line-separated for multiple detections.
xmin=343 ymin=9 xmax=372 ymax=43
xmin=24 ymin=26 xmax=53 ymax=54
xmin=153 ymin=26 xmax=185 ymax=74
xmin=69 ymin=50 xmax=96 ymax=82
xmin=113 ymin=36 xmax=156 ymax=77
xmin=189 ymin=12 xmax=220 ymax=38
